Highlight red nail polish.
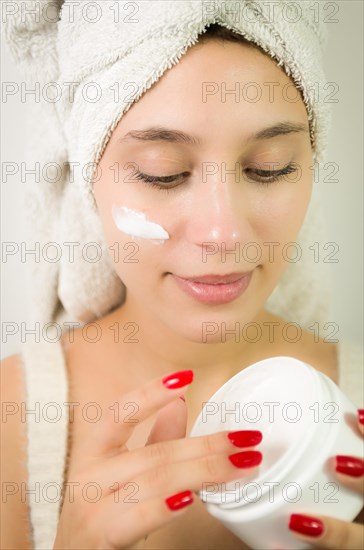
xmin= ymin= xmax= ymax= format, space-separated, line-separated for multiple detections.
xmin=289 ymin=514 xmax=324 ymax=537
xmin=165 ymin=490 xmax=193 ymax=511
xmin=227 ymin=430 xmax=263 ymax=447
xmin=358 ymin=409 xmax=364 ymax=425
xmin=162 ymin=370 xmax=194 ymax=389
xmin=228 ymin=450 xmax=262 ymax=468
xmin=336 ymin=455 xmax=364 ymax=477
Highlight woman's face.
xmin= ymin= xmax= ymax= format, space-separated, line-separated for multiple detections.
xmin=93 ymin=39 xmax=313 ymax=342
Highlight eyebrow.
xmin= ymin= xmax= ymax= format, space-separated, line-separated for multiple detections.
xmin=118 ymin=121 xmax=309 ymax=146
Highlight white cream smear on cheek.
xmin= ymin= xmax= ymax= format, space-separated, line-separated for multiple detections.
xmin=111 ymin=204 xmax=169 ymax=241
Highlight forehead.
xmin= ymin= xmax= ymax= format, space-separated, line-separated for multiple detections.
xmin=138 ymin=39 xmax=297 ymax=99
xmin=115 ymin=40 xmax=308 ymax=144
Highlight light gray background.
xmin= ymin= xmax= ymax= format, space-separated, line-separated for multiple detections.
xmin=1 ymin=0 xmax=363 ymax=359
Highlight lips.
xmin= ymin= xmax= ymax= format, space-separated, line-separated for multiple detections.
xmin=171 ymin=271 xmax=253 ymax=305
xmin=179 ymin=272 xmax=251 ymax=285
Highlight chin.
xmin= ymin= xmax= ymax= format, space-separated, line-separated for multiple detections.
xmin=166 ymin=305 xmax=261 ymax=345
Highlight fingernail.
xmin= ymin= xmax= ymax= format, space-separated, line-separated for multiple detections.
xmin=227 ymin=430 xmax=263 ymax=447
xmin=162 ymin=370 xmax=194 ymax=389
xmin=228 ymin=450 xmax=262 ymax=468
xmin=165 ymin=490 xmax=193 ymax=511
xmin=358 ymin=409 xmax=364 ymax=425
xmin=289 ymin=514 xmax=324 ymax=537
xmin=335 ymin=455 xmax=364 ymax=477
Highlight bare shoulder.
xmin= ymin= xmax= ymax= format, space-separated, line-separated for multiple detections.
xmin=58 ymin=313 xmax=131 ymax=405
xmin=261 ymin=310 xmax=339 ymax=383
xmin=59 ymin=309 xmax=129 ymax=378
xmin=1 ymin=354 xmax=33 ymax=549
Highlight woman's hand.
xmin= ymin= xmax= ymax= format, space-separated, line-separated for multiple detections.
xmin=53 ymin=369 xmax=263 ymax=550
xmin=288 ymin=409 xmax=364 ymax=549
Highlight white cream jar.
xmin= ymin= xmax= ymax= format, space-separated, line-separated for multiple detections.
xmin=190 ymin=356 xmax=363 ymax=550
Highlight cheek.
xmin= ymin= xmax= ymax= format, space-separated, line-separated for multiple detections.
xmin=255 ymin=174 xmax=312 ymax=238
xmin=94 ymin=169 xmax=174 ymax=292
xmin=96 ymin=200 xmax=168 ymax=288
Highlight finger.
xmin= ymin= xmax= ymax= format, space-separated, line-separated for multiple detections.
xmin=88 ymin=430 xmax=263 ymax=492
xmin=84 ymin=369 xmax=194 ymax=458
xmin=328 ymin=455 xmax=364 ymax=494
xmin=289 ymin=513 xmax=364 ymax=549
xmin=117 ymin=447 xmax=263 ymax=502
xmin=102 ymin=490 xmax=194 ymax=549
xmin=358 ymin=409 xmax=364 ymax=436
xmin=146 ymin=396 xmax=187 ymax=445
xmin=104 ymin=450 xmax=262 ymax=541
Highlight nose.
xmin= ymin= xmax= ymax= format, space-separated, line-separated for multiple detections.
xmin=184 ymin=167 xmax=254 ymax=251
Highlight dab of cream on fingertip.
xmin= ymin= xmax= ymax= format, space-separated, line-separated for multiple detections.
xmin=111 ymin=204 xmax=169 ymax=241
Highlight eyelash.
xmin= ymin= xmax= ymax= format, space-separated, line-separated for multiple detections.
xmin=133 ymin=163 xmax=297 ymax=192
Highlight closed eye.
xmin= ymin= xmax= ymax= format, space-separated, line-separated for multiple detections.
xmin=245 ymin=163 xmax=298 ymax=184
xmin=134 ymin=171 xmax=189 ymax=185
xmin=133 ymin=163 xmax=298 ymax=191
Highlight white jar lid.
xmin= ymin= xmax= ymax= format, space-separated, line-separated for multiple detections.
xmin=190 ymin=356 xmax=331 ymax=507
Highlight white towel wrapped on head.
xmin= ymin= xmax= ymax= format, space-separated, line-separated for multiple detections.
xmin=3 ymin=0 xmax=333 ymax=330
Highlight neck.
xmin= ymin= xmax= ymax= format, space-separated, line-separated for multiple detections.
xmin=107 ymin=294 xmax=271 ymax=389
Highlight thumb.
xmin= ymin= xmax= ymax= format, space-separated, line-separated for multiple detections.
xmin=146 ymin=396 xmax=188 ymax=445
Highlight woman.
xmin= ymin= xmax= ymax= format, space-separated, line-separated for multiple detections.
xmin=2 ymin=2 xmax=363 ymax=549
